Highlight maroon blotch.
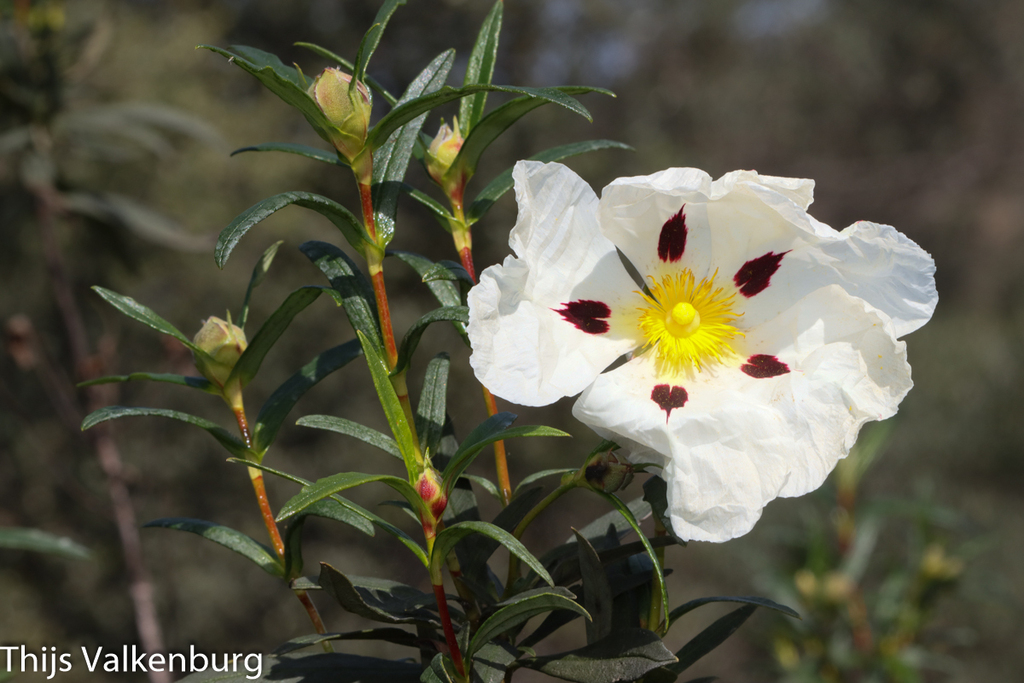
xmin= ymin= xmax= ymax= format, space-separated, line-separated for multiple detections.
xmin=651 ymin=384 xmax=688 ymax=421
xmin=734 ymin=250 xmax=789 ymax=297
xmin=554 ymin=299 xmax=611 ymax=335
xmin=741 ymin=354 xmax=790 ymax=378
xmin=657 ymin=206 xmax=688 ymax=263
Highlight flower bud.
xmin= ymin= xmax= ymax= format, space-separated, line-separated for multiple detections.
xmin=425 ymin=118 xmax=464 ymax=189
xmin=583 ymin=449 xmax=634 ymax=493
xmin=192 ymin=316 xmax=247 ymax=390
xmin=309 ymin=68 xmax=372 ymax=162
xmin=919 ymin=543 xmax=963 ymax=582
xmin=416 ymin=469 xmax=448 ymax=520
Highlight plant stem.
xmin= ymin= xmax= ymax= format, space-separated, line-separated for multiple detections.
xmin=432 ymin=582 xmax=467 ymax=678
xmin=649 ymin=516 xmax=668 ymax=634
xmin=246 ymin=466 xmax=286 ymax=560
xmin=482 ymin=386 xmax=512 ymax=505
xmin=295 ymin=589 xmax=334 ymax=652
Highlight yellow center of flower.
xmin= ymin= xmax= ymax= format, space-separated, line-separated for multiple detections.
xmin=636 ymin=269 xmax=742 ymax=373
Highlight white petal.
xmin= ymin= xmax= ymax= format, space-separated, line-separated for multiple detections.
xmin=598 ymin=168 xmax=715 ymax=283
xmin=573 ymin=285 xmax=911 ymax=542
xmin=467 ymin=161 xmax=641 ymax=406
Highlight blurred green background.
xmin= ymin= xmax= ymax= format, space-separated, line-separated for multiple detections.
xmin=2 ymin=0 xmax=1022 ymax=681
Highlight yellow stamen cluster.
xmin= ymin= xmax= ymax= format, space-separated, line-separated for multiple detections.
xmin=636 ymin=269 xmax=742 ymax=374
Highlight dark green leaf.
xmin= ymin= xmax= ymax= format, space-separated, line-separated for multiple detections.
xmin=144 ymin=518 xmax=282 ymax=577
xmin=252 ymin=340 xmax=363 ymax=453
xmin=459 ymin=487 xmax=546 ymax=595
xmin=667 ymin=605 xmax=757 ymax=674
xmin=666 ymin=596 xmax=799 ymax=628
xmin=470 ymin=587 xmax=587 ymax=657
xmin=272 ymin=628 xmax=419 ymax=656
xmin=294 ymin=42 xmax=397 ymax=106
xmin=468 ymin=140 xmax=632 ymax=223
xmin=392 ymin=306 xmax=468 ymax=376
xmin=574 ymin=530 xmax=613 ymax=644
xmin=296 ymin=415 xmax=400 ymax=459
xmin=231 ymin=143 xmax=344 ymax=167
xmin=459 ymin=0 xmax=503 ymax=134
xmin=432 ymin=521 xmax=552 ymax=587
xmin=357 ymin=330 xmax=421 ymax=473
xmin=277 ymin=470 xmax=421 ymax=522
xmin=421 ymin=653 xmax=456 ymax=683
xmin=416 ymin=353 xmax=450 ymax=457
xmin=238 ymin=240 xmax=285 ymax=329
xmin=177 ymin=652 xmax=422 ymax=683
xmin=373 ymin=49 xmax=455 ymax=248
xmin=301 ymin=241 xmax=382 ymax=351
xmin=0 ymin=528 xmax=90 ymax=560
xmin=368 ymin=84 xmax=594 ymax=151
xmin=421 ymin=260 xmax=473 ymax=287
xmin=318 ymin=562 xmax=440 ymax=626
xmin=470 ymin=642 xmax=517 ymax=683
xmin=216 ymin=192 xmax=371 ymax=268
xmin=352 ymin=0 xmax=406 ymax=84
xmin=520 ymin=628 xmax=676 ymax=683
xmin=388 ymin=250 xmax=463 ymax=310
xmin=465 ymin=474 xmax=502 ymax=502
xmin=515 ymin=468 xmax=575 ymax=496
xmin=77 ymin=372 xmax=216 ymax=393
xmin=228 ymin=286 xmax=324 ymax=389
xmin=91 ymin=287 xmax=203 ymax=354
xmin=400 ymin=185 xmax=453 ymax=229
xmin=81 ymin=406 xmax=249 ymax=459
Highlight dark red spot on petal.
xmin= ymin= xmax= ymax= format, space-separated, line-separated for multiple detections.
xmin=554 ymin=299 xmax=611 ymax=334
xmin=741 ymin=354 xmax=790 ymax=378
xmin=651 ymin=384 xmax=688 ymax=421
xmin=657 ymin=206 xmax=688 ymax=263
xmin=734 ymin=251 xmax=789 ymax=297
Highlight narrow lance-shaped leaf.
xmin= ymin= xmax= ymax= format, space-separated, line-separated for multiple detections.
xmin=294 ymin=42 xmax=397 ymax=106
xmin=469 ymin=587 xmax=588 ymax=658
xmin=82 ymin=406 xmax=249 ymax=459
xmin=0 ymin=528 xmax=90 ymax=560
xmin=431 ymin=521 xmax=552 ymax=587
xmin=398 ymin=185 xmax=453 ymax=230
xmin=272 ymin=629 xmax=421 ymax=656
xmin=387 ymin=252 xmax=467 ymax=341
xmin=459 ymin=0 xmax=503 ymax=134
xmin=391 ymin=306 xmax=468 ymax=377
xmin=297 ymin=415 xmax=401 ymax=460
xmin=352 ymin=0 xmax=406 ymax=85
xmin=319 ymin=562 xmax=440 ymax=626
xmin=231 ymin=142 xmax=345 ymax=167
xmin=91 ymin=287 xmax=211 ymax=360
xmin=415 ymin=353 xmax=449 ymax=458
xmin=468 ymin=140 xmax=633 ymax=224
xmin=216 ymin=192 xmax=372 ymax=268
xmin=301 ymin=240 xmax=382 ymax=352
xmin=667 ymin=605 xmax=758 ymax=674
xmin=144 ymin=518 xmax=283 ymax=578
xmin=238 ymin=240 xmax=284 ymax=329
xmin=78 ymin=372 xmax=216 ymax=394
xmin=276 ymin=471 xmax=422 ymax=524
xmin=356 ymin=330 xmax=420 ymax=474
xmin=227 ymin=286 xmax=324 ymax=389
xmin=666 ymin=596 xmax=799 ymax=629
xmin=519 ymin=628 xmax=676 ymax=683
xmin=574 ymin=530 xmax=614 ymax=644
xmin=373 ymin=49 xmax=455 ymax=248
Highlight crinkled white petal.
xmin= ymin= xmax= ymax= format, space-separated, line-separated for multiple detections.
xmin=468 ymin=161 xmax=641 ymax=407
xmin=573 ymin=285 xmax=911 ymax=542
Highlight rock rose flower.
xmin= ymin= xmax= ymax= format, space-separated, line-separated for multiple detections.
xmin=468 ymin=161 xmax=937 ymax=542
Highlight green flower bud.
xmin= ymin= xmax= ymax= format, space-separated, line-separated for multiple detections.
xmin=192 ymin=316 xmax=247 ymax=390
xmin=309 ymin=68 xmax=372 ymax=163
xmin=425 ymin=118 xmax=464 ymax=190
xmin=583 ymin=449 xmax=634 ymax=493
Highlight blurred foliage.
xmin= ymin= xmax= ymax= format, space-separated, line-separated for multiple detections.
xmin=2 ymin=0 xmax=1023 ymax=681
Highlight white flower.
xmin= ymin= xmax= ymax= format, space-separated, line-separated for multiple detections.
xmin=468 ymin=161 xmax=937 ymax=542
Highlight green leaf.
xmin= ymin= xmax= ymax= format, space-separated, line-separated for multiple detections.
xmin=91 ymin=286 xmax=206 ymax=356
xmin=422 ymin=653 xmax=456 ymax=683
xmin=356 ymin=330 xmax=421 ymax=473
xmin=294 ymin=42 xmax=397 ymax=106
xmin=144 ymin=517 xmax=282 ymax=577
xmin=216 ymin=192 xmax=372 ymax=268
xmin=231 ymin=142 xmax=344 ymax=167
xmin=392 ymin=306 xmax=468 ymax=376
xmin=514 ymin=468 xmax=575 ymax=496
xmin=387 ymin=252 xmax=468 ymax=340
xmin=574 ymin=530 xmax=613 ymax=644
xmin=667 ymin=605 xmax=757 ymax=674
xmin=457 ymin=487 xmax=546 ymax=595
xmin=368 ymin=84 xmax=595 ymax=151
xmin=277 ymin=470 xmax=421 ymax=522
xmin=416 ymin=353 xmax=450 ymax=457
xmin=177 ymin=652 xmax=422 ymax=683
xmin=432 ymin=521 xmax=552 ymax=587
xmin=470 ymin=642 xmax=518 ymax=683
xmin=296 ymin=415 xmax=400 ymax=459
xmin=465 ymin=474 xmax=502 ymax=502
xmin=77 ymin=372 xmax=216 ymax=393
xmin=442 ymin=414 xmax=569 ymax=493
xmin=592 ymin=491 xmax=668 ymax=634
xmin=251 ymin=340 xmax=363 ymax=453
xmin=468 ymin=140 xmax=633 ymax=224
xmin=400 ymin=185 xmax=453 ymax=229
xmin=459 ymin=0 xmax=503 ymax=134
xmin=238 ymin=240 xmax=285 ymax=328
xmin=301 ymin=241 xmax=382 ymax=351
xmin=373 ymin=49 xmax=455 ymax=248
xmin=666 ymin=596 xmax=799 ymax=629
xmin=469 ymin=587 xmax=587 ymax=658
xmin=352 ymin=0 xmax=406 ymax=84
xmin=272 ymin=629 xmax=419 ymax=656
xmin=228 ymin=286 xmax=324 ymax=389
xmin=520 ymin=628 xmax=676 ymax=683
xmin=445 ymin=87 xmax=612 ymax=189
xmin=421 ymin=260 xmax=473 ymax=287
xmin=0 ymin=528 xmax=90 ymax=559
xmin=319 ymin=562 xmax=440 ymax=626
xmin=81 ymin=406 xmax=249 ymax=459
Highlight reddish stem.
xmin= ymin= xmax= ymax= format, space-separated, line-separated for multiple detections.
xmin=482 ymin=386 xmax=512 ymax=505
xmin=370 ymin=269 xmax=400 ymax=369
xmin=248 ymin=469 xmax=286 ymax=560
xmin=432 ymin=582 xmax=466 ymax=677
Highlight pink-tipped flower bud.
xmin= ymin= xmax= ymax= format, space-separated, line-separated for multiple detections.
xmin=583 ymin=450 xmax=635 ymax=493
xmin=192 ymin=316 xmax=247 ymax=390
xmin=416 ymin=469 xmax=448 ymax=520
xmin=425 ymin=118 xmax=464 ymax=189
xmin=309 ymin=68 xmax=372 ymax=163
